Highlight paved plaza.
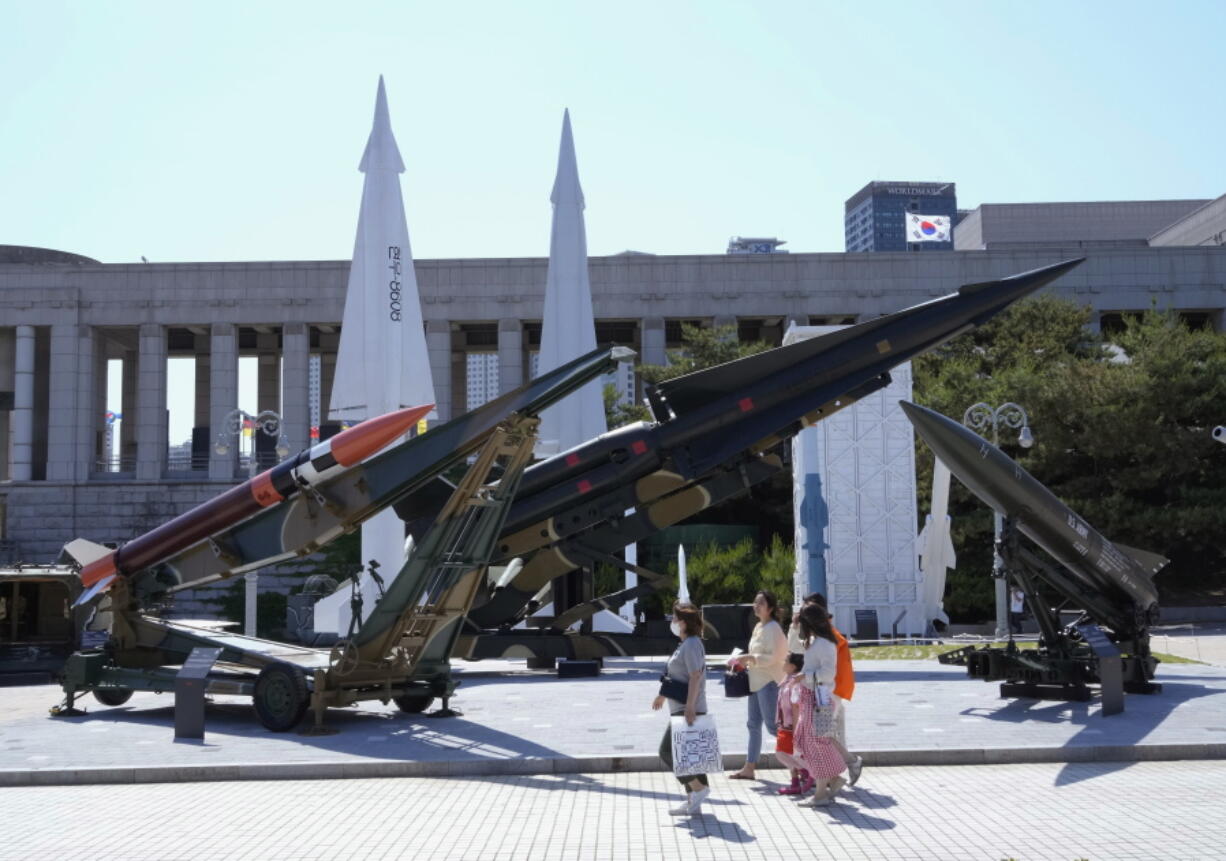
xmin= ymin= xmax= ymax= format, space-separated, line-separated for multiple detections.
xmin=5 ymin=760 xmax=1226 ymax=860
xmin=2 ymin=651 xmax=1224 ymax=786
xmin=4 ymin=642 xmax=1226 ymax=859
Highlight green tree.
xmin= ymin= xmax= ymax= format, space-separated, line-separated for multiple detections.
xmin=913 ymin=296 xmax=1226 ymax=619
xmin=638 ymin=323 xmax=772 ymax=384
xmin=603 ymin=382 xmax=651 ymax=429
xmin=641 ymin=535 xmax=794 ymax=614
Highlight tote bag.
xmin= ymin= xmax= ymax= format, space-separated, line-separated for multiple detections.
xmin=669 ymin=714 xmax=722 ymax=776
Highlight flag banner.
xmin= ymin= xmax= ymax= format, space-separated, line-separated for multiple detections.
xmin=905 ymin=213 xmax=951 ymax=242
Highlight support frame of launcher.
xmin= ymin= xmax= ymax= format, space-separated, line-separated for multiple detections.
xmin=50 ymin=260 xmax=1091 ymax=731
xmin=901 ymin=401 xmax=1168 ymax=716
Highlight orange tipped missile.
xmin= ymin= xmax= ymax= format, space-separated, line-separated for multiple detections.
xmin=77 ymin=403 xmax=432 ymax=593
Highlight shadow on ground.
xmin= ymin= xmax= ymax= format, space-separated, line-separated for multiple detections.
xmin=957 ymin=677 xmax=1226 ymax=785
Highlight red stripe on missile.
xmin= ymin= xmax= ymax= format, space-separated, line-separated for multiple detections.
xmin=329 ymin=403 xmax=434 ymax=466
xmin=577 ymin=479 xmax=592 ymax=494
xmin=566 ymin=453 xmax=581 ymax=467
xmin=631 ymin=440 xmax=648 ymax=455
xmin=81 ymin=554 xmax=118 ymax=588
xmin=738 ymin=397 xmax=754 ymax=412
xmin=250 ymin=470 xmax=284 ymax=507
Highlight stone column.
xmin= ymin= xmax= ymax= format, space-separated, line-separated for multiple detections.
xmin=281 ymin=323 xmax=310 ymax=452
xmin=120 ymin=346 xmax=138 ymax=468
xmin=208 ymin=323 xmax=238 ymax=480
xmin=640 ymin=316 xmax=666 ymax=367
xmin=713 ymin=314 xmax=738 ymax=339
xmin=135 ymin=323 xmax=168 ymax=481
xmin=77 ymin=326 xmax=100 ymax=480
xmin=497 ymin=318 xmax=523 ymax=395
xmin=0 ymin=328 xmax=13 ymax=481
xmin=93 ymin=340 xmax=108 ymax=472
xmin=256 ymin=332 xmax=280 ymax=413
xmin=47 ymin=324 xmax=95 ymax=482
xmin=11 ymin=325 xmax=35 ymax=481
xmin=193 ymin=336 xmax=211 ymax=428
xmin=784 ymin=314 xmax=807 ymax=337
xmin=426 ymin=320 xmax=452 ymax=422
xmin=192 ymin=334 xmax=211 ymax=471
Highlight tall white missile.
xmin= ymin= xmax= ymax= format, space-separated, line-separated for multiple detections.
xmin=535 ymin=110 xmax=606 ymax=456
xmin=329 ymin=76 xmax=436 ymax=605
xmin=918 ymin=458 xmax=956 ymax=633
xmin=677 ymin=544 xmax=691 ymax=605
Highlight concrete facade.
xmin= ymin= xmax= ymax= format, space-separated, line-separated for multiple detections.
xmin=1 ymin=244 xmax=1225 ymax=564
xmin=954 ymin=199 xmax=1210 ymax=250
xmin=1150 ymin=193 xmax=1226 ymax=247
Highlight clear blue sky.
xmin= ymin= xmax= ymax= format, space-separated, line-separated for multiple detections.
xmin=2 ymin=1 xmax=1223 ymax=264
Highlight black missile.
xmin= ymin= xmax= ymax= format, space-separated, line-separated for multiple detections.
xmin=899 ymin=400 xmax=1167 ymax=631
xmin=467 ymin=259 xmax=1085 ymax=628
xmin=122 ymin=346 xmax=634 ymax=593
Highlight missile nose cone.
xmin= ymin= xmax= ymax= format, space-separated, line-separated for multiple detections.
xmin=898 ymin=400 xmax=941 ymax=441
xmin=959 ymin=258 xmax=1085 ymax=310
xmin=898 ymin=400 xmax=969 ymax=468
xmin=329 ymin=403 xmax=434 ymax=467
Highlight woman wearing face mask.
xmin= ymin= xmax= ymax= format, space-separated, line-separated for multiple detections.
xmin=652 ymin=601 xmax=712 ymax=816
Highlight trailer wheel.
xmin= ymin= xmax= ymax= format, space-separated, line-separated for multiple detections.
xmin=93 ymin=688 xmax=134 ymax=707
xmin=253 ymin=663 xmax=309 ymax=731
xmin=394 ymin=694 xmax=434 ymax=714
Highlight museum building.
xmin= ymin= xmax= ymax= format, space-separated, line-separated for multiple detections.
xmin=0 ymin=193 xmax=1223 ymax=567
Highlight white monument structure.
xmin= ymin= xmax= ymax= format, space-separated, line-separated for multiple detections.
xmin=787 ymin=325 xmax=925 ymax=638
xmin=525 ymin=111 xmax=633 ymax=632
xmin=534 ymin=110 xmax=606 ymax=458
xmin=317 ymin=77 xmax=436 ymax=634
xmin=917 ymin=459 xmax=956 ymax=633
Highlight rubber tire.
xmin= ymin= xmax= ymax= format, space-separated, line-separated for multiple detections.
xmin=92 ymin=688 xmax=134 ymax=707
xmin=253 ymin=662 xmax=309 ymax=732
xmin=394 ymin=694 xmax=434 ymax=714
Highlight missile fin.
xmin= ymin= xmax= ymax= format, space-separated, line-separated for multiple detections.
xmin=60 ymin=538 xmax=114 ymax=569
xmin=73 ymin=574 xmax=116 ymax=607
xmin=1115 ymin=543 xmax=1171 ymax=576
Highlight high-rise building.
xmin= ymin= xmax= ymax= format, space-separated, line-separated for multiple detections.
xmin=844 ymin=181 xmax=957 ymax=252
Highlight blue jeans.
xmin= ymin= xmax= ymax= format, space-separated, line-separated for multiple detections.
xmin=746 ymin=680 xmax=779 ymax=764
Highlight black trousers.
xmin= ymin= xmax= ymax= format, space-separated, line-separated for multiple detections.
xmin=659 ymin=721 xmax=710 ymax=790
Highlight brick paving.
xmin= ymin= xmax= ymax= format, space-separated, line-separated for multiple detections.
xmin=4 ymin=760 xmax=1225 ymax=860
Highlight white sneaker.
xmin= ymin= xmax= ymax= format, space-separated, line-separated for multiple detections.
xmin=688 ymin=786 xmax=711 ymax=813
xmin=669 ymin=800 xmax=692 ymax=816
xmin=848 ymin=756 xmax=864 ymax=786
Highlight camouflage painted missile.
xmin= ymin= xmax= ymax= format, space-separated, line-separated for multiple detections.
xmin=77 ymin=346 xmax=631 ymax=600
xmin=899 ymin=400 xmax=1166 ymax=631
xmin=467 ymin=259 xmax=1085 ymax=629
xmin=75 ymin=403 xmax=433 ymax=599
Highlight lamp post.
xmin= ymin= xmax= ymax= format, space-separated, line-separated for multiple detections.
xmin=214 ymin=409 xmax=290 ymax=636
xmin=961 ymin=402 xmax=1033 ymax=640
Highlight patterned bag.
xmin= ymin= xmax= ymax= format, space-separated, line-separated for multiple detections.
xmin=669 ymin=714 xmax=722 ymax=776
xmin=811 ymin=700 xmax=838 ymax=738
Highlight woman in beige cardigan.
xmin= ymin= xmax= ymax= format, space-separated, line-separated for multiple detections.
xmin=728 ymin=590 xmax=788 ymax=780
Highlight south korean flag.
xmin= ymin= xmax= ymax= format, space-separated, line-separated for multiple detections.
xmin=906 ymin=213 xmax=950 ymax=242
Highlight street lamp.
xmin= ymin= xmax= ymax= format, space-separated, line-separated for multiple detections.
xmin=961 ymin=402 xmax=1033 ymax=641
xmin=213 ymin=408 xmax=291 ymax=636
xmin=214 ymin=409 xmax=291 ymax=477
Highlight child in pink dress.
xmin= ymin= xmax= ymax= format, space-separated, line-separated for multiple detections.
xmin=774 ymin=653 xmax=809 ymax=795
